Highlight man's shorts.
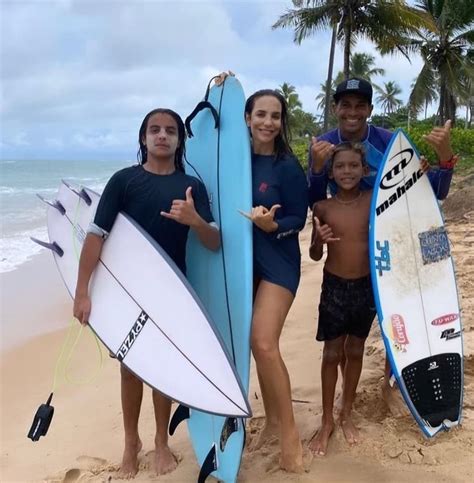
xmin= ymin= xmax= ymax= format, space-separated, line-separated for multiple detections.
xmin=316 ymin=270 xmax=376 ymax=341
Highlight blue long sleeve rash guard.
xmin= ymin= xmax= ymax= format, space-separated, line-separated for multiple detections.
xmin=307 ymin=125 xmax=454 ymax=207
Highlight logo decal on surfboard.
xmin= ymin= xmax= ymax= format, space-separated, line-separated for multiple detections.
xmin=374 ymin=240 xmax=391 ymax=276
xmin=117 ymin=311 xmax=149 ymax=361
xmin=440 ymin=328 xmax=461 ymax=341
xmin=431 ymin=313 xmax=459 ymax=326
xmin=375 ymin=147 xmax=424 ymax=216
xmin=419 ymin=227 xmax=450 ymax=265
xmin=390 ymin=314 xmax=409 ymax=352
xmin=380 ymin=148 xmax=414 ymax=189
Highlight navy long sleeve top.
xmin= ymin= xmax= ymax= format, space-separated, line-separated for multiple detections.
xmin=252 ymin=153 xmax=308 ymax=295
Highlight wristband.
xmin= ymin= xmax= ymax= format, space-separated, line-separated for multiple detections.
xmin=439 ymin=154 xmax=459 ymax=170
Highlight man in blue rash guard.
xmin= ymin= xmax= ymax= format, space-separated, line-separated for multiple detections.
xmin=308 ymin=78 xmax=456 ymax=208
xmin=307 ymin=78 xmax=458 ymax=417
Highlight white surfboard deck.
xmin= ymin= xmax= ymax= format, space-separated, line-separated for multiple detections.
xmin=370 ymin=129 xmax=463 ymax=437
xmin=38 ymin=180 xmax=251 ymax=418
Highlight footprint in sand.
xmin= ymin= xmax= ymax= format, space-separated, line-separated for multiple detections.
xmin=76 ymin=455 xmax=108 ymax=468
xmin=62 ymin=468 xmax=83 ymax=483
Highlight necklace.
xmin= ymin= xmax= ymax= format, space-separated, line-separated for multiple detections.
xmin=334 ymin=192 xmax=362 ymax=205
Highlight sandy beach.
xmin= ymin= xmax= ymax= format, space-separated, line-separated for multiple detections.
xmin=1 ymin=175 xmax=473 ymax=482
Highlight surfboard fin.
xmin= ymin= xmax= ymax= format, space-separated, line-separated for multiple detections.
xmin=197 ymin=444 xmax=217 ymax=483
xmin=168 ymin=404 xmax=190 ymax=436
xmin=219 ymin=417 xmax=239 ymax=451
xmin=30 ymin=238 xmax=64 ymax=257
xmin=62 ymin=180 xmax=92 ymax=206
xmin=36 ymin=194 xmax=66 ymax=215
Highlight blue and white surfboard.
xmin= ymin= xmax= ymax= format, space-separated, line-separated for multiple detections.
xmin=369 ymin=129 xmax=463 ymax=437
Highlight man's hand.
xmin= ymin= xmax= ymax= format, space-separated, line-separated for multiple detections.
xmin=161 ymin=187 xmax=200 ymax=227
xmin=238 ymin=204 xmax=280 ymax=233
xmin=420 ymin=156 xmax=430 ymax=173
xmin=423 ymin=120 xmax=453 ymax=162
xmin=310 ymin=138 xmax=335 ymax=174
xmin=314 ymin=216 xmax=340 ymax=243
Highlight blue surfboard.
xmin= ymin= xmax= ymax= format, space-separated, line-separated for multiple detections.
xmin=169 ymin=76 xmax=253 ymax=481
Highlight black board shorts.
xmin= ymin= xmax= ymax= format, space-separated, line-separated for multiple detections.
xmin=316 ymin=270 xmax=376 ymax=341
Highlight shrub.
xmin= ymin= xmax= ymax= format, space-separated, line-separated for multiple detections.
xmin=291 ymin=138 xmax=309 ymax=171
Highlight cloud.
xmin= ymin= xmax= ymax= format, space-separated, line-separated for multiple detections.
xmin=1 ymin=0 xmax=433 ymax=161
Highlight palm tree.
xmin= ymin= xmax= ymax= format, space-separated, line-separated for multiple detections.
xmin=376 ymin=81 xmax=403 ymax=115
xmin=277 ymin=83 xmax=303 ymax=133
xmin=407 ymin=0 xmax=474 ymax=125
xmin=350 ymin=53 xmax=385 ymax=86
xmin=409 ymin=75 xmax=438 ymax=120
xmin=278 ymin=82 xmax=302 ymax=113
xmin=273 ymin=1 xmax=427 ymax=129
xmin=315 ymin=71 xmax=344 ymax=111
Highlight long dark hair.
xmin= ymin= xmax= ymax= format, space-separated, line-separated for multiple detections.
xmin=244 ymin=89 xmax=293 ymax=159
xmin=137 ymin=108 xmax=186 ymax=172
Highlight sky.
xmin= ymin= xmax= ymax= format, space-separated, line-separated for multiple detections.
xmin=1 ymin=0 xmax=426 ymax=161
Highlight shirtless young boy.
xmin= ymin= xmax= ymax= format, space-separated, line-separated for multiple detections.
xmin=309 ymin=142 xmax=374 ymax=456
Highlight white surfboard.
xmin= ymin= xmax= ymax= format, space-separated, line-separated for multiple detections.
xmin=370 ymin=129 xmax=463 ymax=437
xmin=34 ymin=180 xmax=251 ymax=418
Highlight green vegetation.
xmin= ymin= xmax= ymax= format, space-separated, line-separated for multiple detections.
xmin=290 ymin=124 xmax=474 ymax=173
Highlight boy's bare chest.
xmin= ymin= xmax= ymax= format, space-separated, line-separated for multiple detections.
xmin=324 ymin=203 xmax=369 ymax=238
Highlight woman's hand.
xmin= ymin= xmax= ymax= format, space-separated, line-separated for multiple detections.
xmin=214 ymin=70 xmax=235 ymax=86
xmin=239 ymin=204 xmax=280 ymax=233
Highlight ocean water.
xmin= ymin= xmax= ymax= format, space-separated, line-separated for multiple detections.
xmin=0 ymin=158 xmax=133 ymax=273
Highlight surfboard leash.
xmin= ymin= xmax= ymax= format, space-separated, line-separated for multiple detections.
xmin=27 ymin=317 xmax=104 ymax=442
xmin=214 ymin=78 xmax=237 ymax=365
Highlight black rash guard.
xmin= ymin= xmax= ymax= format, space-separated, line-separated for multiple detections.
xmin=93 ymin=165 xmax=214 ymax=274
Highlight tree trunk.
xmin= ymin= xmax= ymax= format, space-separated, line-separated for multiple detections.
xmin=448 ymin=94 xmax=456 ymax=127
xmin=469 ymin=99 xmax=473 ymax=129
xmin=439 ymin=78 xmax=446 ymax=125
xmin=343 ymin=21 xmax=351 ymax=79
xmin=323 ymin=26 xmax=337 ymax=131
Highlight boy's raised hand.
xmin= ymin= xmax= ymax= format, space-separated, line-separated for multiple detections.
xmin=161 ymin=186 xmax=200 ymax=227
xmin=314 ymin=216 xmax=340 ymax=243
